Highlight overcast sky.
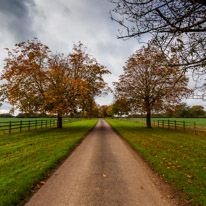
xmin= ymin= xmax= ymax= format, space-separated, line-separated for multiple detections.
xmin=0 ymin=0 xmax=205 ymax=114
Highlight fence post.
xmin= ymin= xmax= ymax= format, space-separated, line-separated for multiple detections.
xmin=46 ymin=120 xmax=47 ymax=128
xmin=194 ymin=122 xmax=196 ymax=135
xmin=175 ymin=120 xmax=177 ymax=130
xmin=20 ymin=121 xmax=22 ymax=133
xmin=162 ymin=120 xmax=164 ymax=129
xmin=50 ymin=120 xmax=51 ymax=127
xmin=168 ymin=120 xmax=170 ymax=129
xmin=9 ymin=121 xmax=12 ymax=135
xmin=183 ymin=121 xmax=185 ymax=131
xmin=35 ymin=120 xmax=37 ymax=130
xmin=41 ymin=120 xmax=43 ymax=128
xmin=28 ymin=120 xmax=30 ymax=131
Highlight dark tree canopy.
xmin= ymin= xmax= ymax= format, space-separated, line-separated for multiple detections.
xmin=110 ymin=0 xmax=206 ymax=68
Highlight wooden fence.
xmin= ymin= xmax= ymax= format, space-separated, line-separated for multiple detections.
xmin=117 ymin=118 xmax=206 ymax=135
xmin=0 ymin=118 xmax=88 ymax=135
xmin=0 ymin=119 xmax=57 ymax=135
xmin=152 ymin=119 xmax=206 ymax=134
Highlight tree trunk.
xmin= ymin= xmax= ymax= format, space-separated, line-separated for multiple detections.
xmin=57 ymin=113 xmax=62 ymax=128
xmin=146 ymin=109 xmax=152 ymax=128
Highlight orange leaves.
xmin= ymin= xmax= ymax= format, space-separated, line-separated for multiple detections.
xmin=1 ymin=39 xmax=110 ymax=121
xmin=40 ymin=181 xmax=45 ymax=185
xmin=114 ymin=45 xmax=191 ymax=116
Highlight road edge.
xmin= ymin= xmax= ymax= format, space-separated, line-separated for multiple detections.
xmin=22 ymin=119 xmax=99 ymax=206
xmin=104 ymin=119 xmax=189 ymax=206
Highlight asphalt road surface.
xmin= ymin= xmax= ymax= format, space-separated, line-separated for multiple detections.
xmin=26 ymin=119 xmax=176 ymax=206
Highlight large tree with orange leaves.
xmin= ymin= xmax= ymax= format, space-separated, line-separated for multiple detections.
xmin=0 ymin=39 xmax=110 ymax=128
xmin=114 ymin=45 xmax=191 ymax=128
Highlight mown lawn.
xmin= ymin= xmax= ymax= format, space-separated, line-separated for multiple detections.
xmin=106 ymin=119 xmax=206 ymax=206
xmin=0 ymin=119 xmax=97 ymax=206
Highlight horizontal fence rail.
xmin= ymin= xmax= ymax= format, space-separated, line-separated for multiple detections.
xmin=153 ymin=119 xmax=206 ymax=134
xmin=115 ymin=118 xmax=206 ymax=135
xmin=0 ymin=119 xmax=57 ymax=135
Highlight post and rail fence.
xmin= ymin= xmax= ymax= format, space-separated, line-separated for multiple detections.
xmin=0 ymin=119 xmax=57 ymax=135
xmin=152 ymin=119 xmax=206 ymax=135
xmin=0 ymin=118 xmax=87 ymax=135
xmin=116 ymin=118 xmax=206 ymax=135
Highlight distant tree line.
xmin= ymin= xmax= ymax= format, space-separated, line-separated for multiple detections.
xmin=105 ymin=103 xmax=206 ymax=119
xmin=0 ymin=103 xmax=205 ymax=119
xmin=160 ymin=104 xmax=206 ymax=118
xmin=0 ymin=113 xmax=14 ymax=118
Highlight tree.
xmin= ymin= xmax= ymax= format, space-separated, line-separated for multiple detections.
xmin=112 ymin=98 xmax=130 ymax=116
xmin=99 ymin=105 xmax=108 ymax=117
xmin=0 ymin=113 xmax=13 ymax=118
xmin=82 ymin=99 xmax=100 ymax=118
xmin=0 ymin=39 xmax=109 ymax=128
xmin=106 ymin=105 xmax=114 ymax=117
xmin=114 ymin=45 xmax=191 ymax=128
xmin=189 ymin=105 xmax=205 ymax=117
xmin=174 ymin=103 xmax=191 ymax=118
xmin=66 ymin=42 xmax=110 ymax=119
xmin=110 ymin=0 xmax=206 ymax=69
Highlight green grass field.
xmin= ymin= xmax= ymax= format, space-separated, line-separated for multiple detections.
xmin=127 ymin=117 xmax=206 ymax=125
xmin=106 ymin=119 xmax=206 ymax=206
xmin=0 ymin=118 xmax=85 ymax=135
xmin=0 ymin=119 xmax=97 ymax=206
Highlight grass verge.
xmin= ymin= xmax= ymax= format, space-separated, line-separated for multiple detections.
xmin=106 ymin=119 xmax=206 ymax=206
xmin=0 ymin=119 xmax=97 ymax=206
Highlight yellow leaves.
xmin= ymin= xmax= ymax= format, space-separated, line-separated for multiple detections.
xmin=102 ymin=173 xmax=107 ymax=178
xmin=172 ymin=166 xmax=176 ymax=170
xmin=9 ymin=108 xmax=14 ymax=114
xmin=186 ymin=174 xmax=193 ymax=179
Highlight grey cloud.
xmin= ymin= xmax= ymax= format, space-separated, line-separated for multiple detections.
xmin=0 ymin=0 xmax=205 ymax=110
xmin=0 ymin=0 xmax=36 ymax=41
xmin=63 ymin=6 xmax=71 ymax=15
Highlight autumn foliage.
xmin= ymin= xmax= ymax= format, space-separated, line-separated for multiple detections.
xmin=0 ymin=39 xmax=110 ymax=128
xmin=114 ymin=45 xmax=191 ymax=128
